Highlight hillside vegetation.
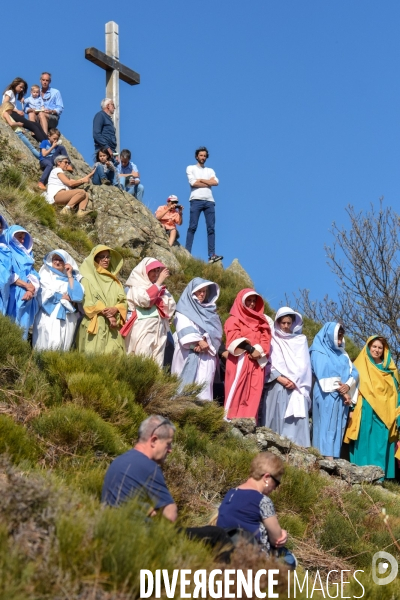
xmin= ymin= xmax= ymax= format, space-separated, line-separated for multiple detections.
xmin=0 ymin=130 xmax=397 ymax=599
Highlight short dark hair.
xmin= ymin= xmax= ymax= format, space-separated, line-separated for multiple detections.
xmin=120 ymin=149 xmax=131 ymax=160
xmin=48 ymin=128 xmax=61 ymax=138
xmin=195 ymin=146 xmax=209 ymax=159
xmin=40 ymin=72 xmax=52 ymax=81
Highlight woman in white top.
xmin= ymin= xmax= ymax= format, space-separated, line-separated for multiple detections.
xmin=2 ymin=78 xmax=47 ymax=141
xmin=47 ymin=155 xmax=94 ymax=217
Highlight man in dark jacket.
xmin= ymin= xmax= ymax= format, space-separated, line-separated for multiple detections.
xmin=93 ymin=98 xmax=117 ymax=156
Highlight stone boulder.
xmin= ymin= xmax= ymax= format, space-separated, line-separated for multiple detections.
xmin=318 ymin=459 xmax=384 ymax=484
xmin=225 ymin=258 xmax=254 ymax=287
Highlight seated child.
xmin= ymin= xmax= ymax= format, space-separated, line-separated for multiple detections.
xmin=38 ymin=128 xmax=69 ymax=190
xmin=155 ymin=195 xmax=183 ymax=246
xmin=0 ymin=102 xmax=40 ymax=159
xmin=92 ymin=147 xmax=116 ymax=185
xmin=24 ymin=84 xmax=45 ymax=120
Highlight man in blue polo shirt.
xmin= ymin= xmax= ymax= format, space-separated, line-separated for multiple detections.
xmin=102 ymin=415 xmax=177 ymax=521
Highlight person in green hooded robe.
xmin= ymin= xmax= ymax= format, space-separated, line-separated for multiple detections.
xmin=77 ymin=245 xmax=127 ymax=355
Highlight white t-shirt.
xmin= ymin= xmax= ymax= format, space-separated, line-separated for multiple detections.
xmin=186 ymin=164 xmax=218 ymax=202
xmin=2 ymin=90 xmax=17 ymax=107
xmin=46 ymin=168 xmax=69 ymax=204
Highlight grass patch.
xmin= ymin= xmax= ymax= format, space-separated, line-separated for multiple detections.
xmin=23 ymin=193 xmax=56 ymax=229
xmin=56 ymin=227 xmax=94 ymax=254
xmin=0 ymin=166 xmax=26 ymax=189
xmin=0 ymin=415 xmax=40 ymax=463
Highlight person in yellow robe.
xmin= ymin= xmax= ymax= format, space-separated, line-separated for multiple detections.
xmin=344 ymin=336 xmax=400 ymax=478
xmin=76 ymin=245 xmax=127 ymax=355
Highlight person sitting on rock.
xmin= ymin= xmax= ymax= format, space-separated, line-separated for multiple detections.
xmin=217 ymin=451 xmax=296 ymax=569
xmin=37 ymin=128 xmax=69 ymax=190
xmin=116 ymin=148 xmax=144 ymax=201
xmin=92 ymin=147 xmax=116 ymax=186
xmin=37 ymin=72 xmax=64 ymax=133
xmin=2 ymin=77 xmax=47 ymax=141
xmin=155 ymin=195 xmax=183 ymax=246
xmin=0 ymin=102 xmax=40 ymax=159
xmin=46 ymin=155 xmax=94 ymax=217
xmin=24 ymin=84 xmax=45 ymax=128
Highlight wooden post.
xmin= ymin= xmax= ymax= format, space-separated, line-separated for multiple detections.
xmin=105 ymin=21 xmax=120 ymax=151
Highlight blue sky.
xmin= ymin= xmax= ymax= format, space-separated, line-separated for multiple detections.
xmin=4 ymin=1 xmax=400 ymax=310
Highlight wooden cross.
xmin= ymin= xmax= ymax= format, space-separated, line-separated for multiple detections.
xmin=85 ymin=21 xmax=140 ymax=151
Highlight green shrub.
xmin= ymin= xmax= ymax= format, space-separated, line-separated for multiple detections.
xmin=0 ymin=314 xmax=31 ymax=367
xmin=24 ymin=194 xmax=56 ymax=229
xmin=272 ymin=465 xmax=327 ymax=518
xmin=0 ymin=415 xmax=40 ymax=463
xmin=57 ymin=227 xmax=94 ymax=254
xmin=0 ymin=166 xmax=25 ymax=189
xmin=32 ymin=405 xmax=127 ymax=456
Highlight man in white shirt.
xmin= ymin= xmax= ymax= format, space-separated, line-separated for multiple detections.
xmin=185 ymin=147 xmax=223 ymax=264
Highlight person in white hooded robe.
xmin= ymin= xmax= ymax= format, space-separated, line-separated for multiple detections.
xmin=32 ymin=249 xmax=84 ymax=351
xmin=172 ymin=277 xmax=223 ymax=401
xmin=123 ymin=257 xmax=176 ymax=367
xmin=259 ymin=307 xmax=312 ymax=447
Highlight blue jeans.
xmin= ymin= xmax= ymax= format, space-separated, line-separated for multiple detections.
xmin=185 ymin=200 xmax=215 ymax=257
xmin=92 ymin=164 xmax=115 ymax=186
xmin=120 ymin=177 xmax=144 ymax=201
xmin=39 ymin=145 xmax=68 ymax=184
xmin=16 ymin=131 xmax=40 ymax=159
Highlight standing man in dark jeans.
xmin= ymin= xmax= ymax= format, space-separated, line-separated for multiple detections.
xmin=93 ymin=98 xmax=117 ymax=158
xmin=185 ymin=147 xmax=223 ymax=264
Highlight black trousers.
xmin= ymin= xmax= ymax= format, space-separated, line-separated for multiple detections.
xmin=185 ymin=526 xmax=234 ymax=563
xmin=10 ymin=111 xmax=47 ymax=142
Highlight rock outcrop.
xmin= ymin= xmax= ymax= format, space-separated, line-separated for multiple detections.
xmin=0 ymin=122 xmax=181 ymax=272
xmin=231 ymin=420 xmax=385 ymax=485
xmin=226 ymin=258 xmax=254 ymax=287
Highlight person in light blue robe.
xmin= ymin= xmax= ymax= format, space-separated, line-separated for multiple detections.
xmin=5 ymin=225 xmax=40 ymax=339
xmin=0 ymin=214 xmax=13 ymax=315
xmin=310 ymin=322 xmax=359 ymax=459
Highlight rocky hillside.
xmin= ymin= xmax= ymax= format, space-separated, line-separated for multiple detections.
xmin=0 ymin=123 xmax=398 ymax=599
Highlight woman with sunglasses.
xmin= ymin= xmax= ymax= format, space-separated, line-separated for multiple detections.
xmin=217 ymin=452 xmax=296 ymax=567
xmin=310 ymin=322 xmax=359 ymax=459
xmin=46 ymin=155 xmax=94 ymax=217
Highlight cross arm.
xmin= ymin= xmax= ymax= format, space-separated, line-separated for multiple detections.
xmin=85 ymin=47 xmax=140 ymax=85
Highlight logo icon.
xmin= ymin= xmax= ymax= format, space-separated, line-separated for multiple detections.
xmin=372 ymin=551 xmax=398 ymax=585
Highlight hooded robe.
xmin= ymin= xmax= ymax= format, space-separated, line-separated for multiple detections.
xmin=171 ymin=278 xmax=222 ymax=400
xmin=32 ymin=249 xmax=84 ymax=351
xmin=344 ymin=336 xmax=400 ymax=478
xmin=310 ymin=322 xmax=359 ymax=457
xmin=5 ymin=225 xmax=40 ymax=338
xmin=0 ymin=214 xmax=13 ymax=315
xmin=76 ymin=245 xmax=127 ymax=355
xmin=224 ymin=289 xmax=271 ymax=419
xmin=259 ymin=307 xmax=312 ymax=447
xmin=124 ymin=257 xmax=176 ymax=367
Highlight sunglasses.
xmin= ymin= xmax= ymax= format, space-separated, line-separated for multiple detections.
xmin=150 ymin=418 xmax=171 ymax=438
xmin=270 ymin=474 xmax=281 ymax=487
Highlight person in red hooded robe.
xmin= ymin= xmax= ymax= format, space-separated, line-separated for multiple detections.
xmin=224 ymin=289 xmax=271 ymax=419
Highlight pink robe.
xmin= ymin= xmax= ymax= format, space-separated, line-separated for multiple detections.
xmin=224 ymin=289 xmax=271 ymax=419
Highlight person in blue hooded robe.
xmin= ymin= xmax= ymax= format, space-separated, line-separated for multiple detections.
xmin=171 ymin=277 xmax=222 ymax=400
xmin=310 ymin=322 xmax=359 ymax=459
xmin=32 ymin=249 xmax=84 ymax=351
xmin=5 ymin=225 xmax=40 ymax=339
xmin=0 ymin=214 xmax=13 ymax=315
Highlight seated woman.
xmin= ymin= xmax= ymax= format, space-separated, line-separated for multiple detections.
xmin=32 ymin=250 xmax=84 ymax=351
xmin=46 ymin=156 xmax=94 ymax=217
xmin=310 ymin=322 xmax=359 ymax=459
xmin=224 ymin=289 xmax=271 ymax=419
xmin=0 ymin=102 xmax=40 ymax=159
xmin=76 ymin=245 xmax=127 ymax=355
xmin=2 ymin=78 xmax=47 ymax=141
xmin=259 ymin=307 xmax=312 ymax=447
xmin=172 ymin=277 xmax=222 ymax=400
xmin=124 ymin=257 xmax=176 ymax=367
xmin=92 ymin=147 xmax=116 ymax=186
xmin=0 ymin=214 xmax=13 ymax=315
xmin=5 ymin=225 xmax=40 ymax=339
xmin=217 ymin=452 xmax=295 ymax=567
xmin=345 ymin=336 xmax=400 ymax=478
